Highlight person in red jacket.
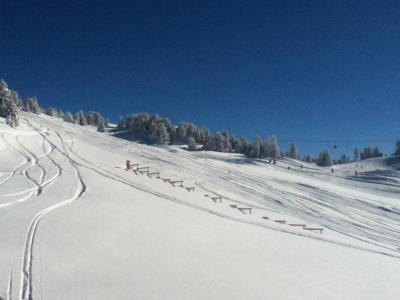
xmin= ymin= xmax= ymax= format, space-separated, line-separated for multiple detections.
xmin=126 ymin=159 xmax=132 ymax=171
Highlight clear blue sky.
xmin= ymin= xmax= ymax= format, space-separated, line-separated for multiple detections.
xmin=1 ymin=0 xmax=399 ymax=157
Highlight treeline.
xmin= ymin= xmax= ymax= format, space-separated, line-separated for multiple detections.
xmin=2 ymin=79 xmax=400 ymax=166
xmin=43 ymin=108 xmax=108 ymax=132
xmin=118 ymin=113 xmax=283 ymax=159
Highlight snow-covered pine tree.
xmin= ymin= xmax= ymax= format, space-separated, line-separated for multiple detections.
xmin=199 ymin=128 xmax=210 ymax=144
xmin=176 ymin=123 xmax=187 ymax=142
xmin=58 ymin=109 xmax=64 ymax=119
xmin=203 ymin=134 xmax=216 ymax=151
xmin=150 ymin=123 xmax=170 ymax=145
xmin=371 ymin=147 xmax=382 ymax=158
xmin=317 ymin=150 xmax=333 ymax=166
xmin=0 ymin=79 xmax=20 ymax=127
xmin=23 ymin=100 xmax=31 ymax=112
xmin=288 ymin=143 xmax=298 ymax=159
xmin=338 ymin=154 xmax=350 ymax=164
xmin=86 ymin=112 xmax=94 ymax=125
xmin=91 ymin=111 xmax=100 ymax=126
xmin=97 ymin=118 xmax=106 ymax=132
xmin=78 ymin=110 xmax=87 ymax=126
xmin=395 ymin=139 xmax=400 ymax=156
xmin=74 ymin=112 xmax=80 ymax=124
xmin=239 ymin=136 xmax=250 ymax=155
xmin=25 ymin=97 xmax=41 ymax=114
xmin=263 ymin=135 xmax=280 ymax=158
xmin=45 ymin=107 xmax=58 ymax=117
xmin=187 ymin=137 xmax=196 ymax=151
xmin=251 ymin=136 xmax=262 ymax=158
xmin=363 ymin=147 xmax=372 ymax=160
xmin=214 ymin=132 xmax=226 ymax=152
xmin=63 ymin=112 xmax=74 ymax=123
xmin=353 ymin=148 xmax=361 ymax=161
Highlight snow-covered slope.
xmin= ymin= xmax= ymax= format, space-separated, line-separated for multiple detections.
xmin=1 ymin=113 xmax=400 ymax=300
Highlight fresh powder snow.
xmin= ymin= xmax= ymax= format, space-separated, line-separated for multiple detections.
xmin=0 ymin=112 xmax=400 ymax=299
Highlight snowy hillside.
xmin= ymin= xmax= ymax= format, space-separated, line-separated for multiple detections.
xmin=1 ymin=112 xmax=400 ymax=300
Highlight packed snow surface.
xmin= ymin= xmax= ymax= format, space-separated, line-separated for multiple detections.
xmin=0 ymin=113 xmax=400 ymax=299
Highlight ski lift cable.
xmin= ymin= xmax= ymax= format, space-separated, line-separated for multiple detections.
xmin=278 ymin=139 xmax=394 ymax=144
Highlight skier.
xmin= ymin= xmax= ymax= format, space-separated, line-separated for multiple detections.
xmin=355 ymin=170 xmax=358 ymax=177
xmin=331 ymin=168 xmax=334 ymax=173
xmin=126 ymin=159 xmax=133 ymax=171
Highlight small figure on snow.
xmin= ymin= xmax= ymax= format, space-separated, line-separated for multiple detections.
xmin=126 ymin=159 xmax=133 ymax=171
xmin=355 ymin=170 xmax=358 ymax=177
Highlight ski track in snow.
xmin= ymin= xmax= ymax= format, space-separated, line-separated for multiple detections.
xmin=0 ymin=133 xmax=30 ymax=186
xmin=105 ymin=136 xmax=400 ymax=255
xmin=64 ymin=136 xmax=400 ymax=259
xmin=18 ymin=120 xmax=87 ymax=300
xmin=0 ymin=134 xmax=29 ymax=188
xmin=2 ymin=116 xmax=399 ymax=300
xmin=0 ymin=131 xmax=63 ymax=210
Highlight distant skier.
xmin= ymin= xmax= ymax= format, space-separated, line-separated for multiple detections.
xmin=331 ymin=168 xmax=334 ymax=173
xmin=273 ymin=159 xmax=276 ymax=165
xmin=126 ymin=159 xmax=133 ymax=171
xmin=355 ymin=170 xmax=358 ymax=176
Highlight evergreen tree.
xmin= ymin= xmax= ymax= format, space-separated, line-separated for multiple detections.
xmin=251 ymin=136 xmax=262 ymax=158
xmin=353 ymin=148 xmax=361 ymax=161
xmin=187 ymin=137 xmax=196 ymax=151
xmin=97 ymin=118 xmax=106 ymax=132
xmin=371 ymin=147 xmax=382 ymax=158
xmin=288 ymin=143 xmax=298 ymax=159
xmin=317 ymin=150 xmax=333 ymax=166
xmin=214 ymin=132 xmax=226 ymax=152
xmin=177 ymin=123 xmax=187 ymax=142
xmin=362 ymin=147 xmax=375 ymax=160
xmin=63 ymin=112 xmax=74 ymax=123
xmin=58 ymin=109 xmax=64 ymax=119
xmin=0 ymin=79 xmax=20 ymax=127
xmin=150 ymin=123 xmax=170 ymax=145
xmin=239 ymin=137 xmax=250 ymax=155
xmin=45 ymin=107 xmax=58 ymax=117
xmin=23 ymin=100 xmax=31 ymax=112
xmin=199 ymin=128 xmax=210 ymax=144
xmin=338 ymin=154 xmax=350 ymax=164
xmin=86 ymin=112 xmax=94 ymax=125
xmin=203 ymin=134 xmax=216 ymax=151
xmin=25 ymin=97 xmax=41 ymax=114
xmin=78 ymin=110 xmax=88 ymax=126
xmin=395 ymin=139 xmax=400 ymax=156
xmin=74 ymin=112 xmax=80 ymax=124
xmin=264 ymin=135 xmax=280 ymax=158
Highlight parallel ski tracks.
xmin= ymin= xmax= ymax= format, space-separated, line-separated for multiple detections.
xmin=18 ymin=120 xmax=87 ymax=300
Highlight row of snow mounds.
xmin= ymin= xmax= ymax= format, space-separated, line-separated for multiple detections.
xmin=202 ymin=191 xmax=324 ymax=235
xmin=124 ymin=161 xmax=324 ymax=235
xmin=124 ymin=163 xmax=197 ymax=191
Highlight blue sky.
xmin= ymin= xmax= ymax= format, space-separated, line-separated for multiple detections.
xmin=1 ymin=0 xmax=399 ymax=157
